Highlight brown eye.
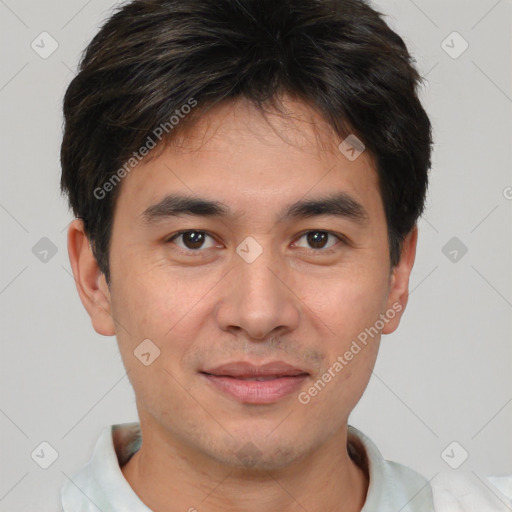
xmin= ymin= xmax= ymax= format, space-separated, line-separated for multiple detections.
xmin=168 ymin=230 xmax=216 ymax=251
xmin=294 ymin=231 xmax=342 ymax=251
xmin=307 ymin=231 xmax=329 ymax=249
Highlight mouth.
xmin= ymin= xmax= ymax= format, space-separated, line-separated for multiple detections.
xmin=200 ymin=361 xmax=310 ymax=404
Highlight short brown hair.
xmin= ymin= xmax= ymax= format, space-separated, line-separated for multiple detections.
xmin=60 ymin=0 xmax=433 ymax=285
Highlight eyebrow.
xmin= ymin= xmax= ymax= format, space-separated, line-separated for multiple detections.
xmin=140 ymin=192 xmax=369 ymax=226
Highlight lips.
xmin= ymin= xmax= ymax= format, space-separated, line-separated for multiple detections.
xmin=201 ymin=361 xmax=309 ymax=379
xmin=200 ymin=361 xmax=309 ymax=404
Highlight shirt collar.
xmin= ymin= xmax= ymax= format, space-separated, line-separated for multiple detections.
xmin=62 ymin=422 xmax=435 ymax=512
xmin=347 ymin=425 xmax=434 ymax=511
xmin=62 ymin=422 xmax=151 ymax=512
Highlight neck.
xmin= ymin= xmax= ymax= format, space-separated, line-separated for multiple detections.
xmin=121 ymin=422 xmax=369 ymax=512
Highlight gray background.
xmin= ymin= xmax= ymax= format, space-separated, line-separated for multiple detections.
xmin=0 ymin=0 xmax=511 ymax=510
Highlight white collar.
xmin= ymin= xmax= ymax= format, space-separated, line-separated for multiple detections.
xmin=65 ymin=422 xmax=511 ymax=512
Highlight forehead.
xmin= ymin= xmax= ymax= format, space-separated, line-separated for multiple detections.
xmin=113 ymin=96 xmax=383 ymax=225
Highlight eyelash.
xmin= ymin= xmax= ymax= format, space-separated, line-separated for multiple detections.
xmin=165 ymin=230 xmax=347 ymax=256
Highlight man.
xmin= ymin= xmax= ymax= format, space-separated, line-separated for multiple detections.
xmin=59 ymin=0 xmax=512 ymax=510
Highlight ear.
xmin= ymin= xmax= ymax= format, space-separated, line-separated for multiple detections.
xmin=67 ymin=218 xmax=116 ymax=336
xmin=381 ymin=226 xmax=418 ymax=335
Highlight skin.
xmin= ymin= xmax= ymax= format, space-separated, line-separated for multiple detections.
xmin=68 ymin=95 xmax=418 ymax=512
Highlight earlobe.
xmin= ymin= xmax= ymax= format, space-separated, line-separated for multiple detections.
xmin=67 ymin=218 xmax=116 ymax=336
xmin=382 ymin=226 xmax=418 ymax=335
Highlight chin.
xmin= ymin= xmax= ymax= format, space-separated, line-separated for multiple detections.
xmin=204 ymin=433 xmax=313 ymax=472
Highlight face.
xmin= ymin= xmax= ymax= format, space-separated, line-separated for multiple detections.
xmin=70 ymin=96 xmax=417 ymax=471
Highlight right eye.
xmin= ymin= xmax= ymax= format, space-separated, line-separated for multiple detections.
xmin=166 ymin=230 xmax=220 ymax=254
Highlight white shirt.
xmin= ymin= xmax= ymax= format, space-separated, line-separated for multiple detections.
xmin=61 ymin=422 xmax=512 ymax=512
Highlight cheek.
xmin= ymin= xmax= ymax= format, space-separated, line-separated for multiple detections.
xmin=307 ymin=267 xmax=390 ymax=339
xmin=299 ymin=267 xmax=387 ymax=400
xmin=109 ymin=271 xmax=203 ymax=408
xmin=110 ymin=265 xmax=217 ymax=382
xmin=112 ymin=259 xmax=202 ymax=336
xmin=296 ymin=336 xmax=380 ymax=440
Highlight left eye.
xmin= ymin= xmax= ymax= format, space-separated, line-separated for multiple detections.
xmin=294 ymin=231 xmax=342 ymax=251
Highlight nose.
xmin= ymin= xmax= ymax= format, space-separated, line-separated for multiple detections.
xmin=215 ymin=243 xmax=301 ymax=341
